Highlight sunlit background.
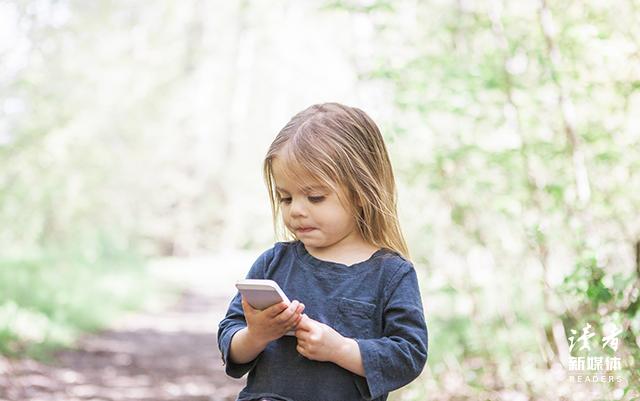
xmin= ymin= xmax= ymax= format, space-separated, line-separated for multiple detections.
xmin=1 ymin=1 xmax=639 ymax=400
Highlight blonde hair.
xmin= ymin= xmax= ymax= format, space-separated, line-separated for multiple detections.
xmin=263 ymin=102 xmax=410 ymax=260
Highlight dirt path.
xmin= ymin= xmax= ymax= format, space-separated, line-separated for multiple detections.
xmin=0 ymin=251 xmax=257 ymax=401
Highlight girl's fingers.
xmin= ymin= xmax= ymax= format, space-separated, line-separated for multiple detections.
xmin=275 ymin=300 xmax=300 ymax=323
xmin=284 ymin=302 xmax=304 ymax=323
xmin=295 ymin=321 xmax=310 ymax=337
xmin=288 ymin=300 xmax=300 ymax=314
xmin=281 ymin=304 xmax=300 ymax=326
xmin=241 ymin=298 xmax=255 ymax=314
xmin=266 ymin=301 xmax=289 ymax=317
xmin=285 ymin=310 xmax=304 ymax=329
xmin=296 ymin=326 xmax=308 ymax=339
xmin=296 ymin=314 xmax=314 ymax=331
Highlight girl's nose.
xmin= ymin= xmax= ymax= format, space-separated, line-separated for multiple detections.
xmin=288 ymin=198 xmax=307 ymax=217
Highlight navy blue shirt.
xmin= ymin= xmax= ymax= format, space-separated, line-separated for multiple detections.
xmin=217 ymin=241 xmax=428 ymax=401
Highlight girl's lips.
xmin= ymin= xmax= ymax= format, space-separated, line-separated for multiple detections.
xmin=296 ymin=227 xmax=316 ymax=233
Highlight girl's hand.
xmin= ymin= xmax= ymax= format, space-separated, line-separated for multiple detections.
xmin=294 ymin=314 xmax=346 ymax=362
xmin=241 ymin=297 xmax=305 ymax=346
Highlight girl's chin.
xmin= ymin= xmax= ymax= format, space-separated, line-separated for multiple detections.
xmin=298 ymin=238 xmax=324 ymax=247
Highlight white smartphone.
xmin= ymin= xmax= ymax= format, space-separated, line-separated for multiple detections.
xmin=235 ymin=279 xmax=291 ymax=310
xmin=235 ymin=279 xmax=296 ymax=336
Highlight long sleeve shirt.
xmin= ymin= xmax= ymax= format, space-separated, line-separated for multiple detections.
xmin=217 ymin=240 xmax=428 ymax=401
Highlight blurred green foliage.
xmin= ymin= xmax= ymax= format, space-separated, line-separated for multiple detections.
xmin=337 ymin=0 xmax=640 ymax=399
xmin=1 ymin=0 xmax=639 ymax=400
xmin=0 ymin=244 xmax=151 ymax=359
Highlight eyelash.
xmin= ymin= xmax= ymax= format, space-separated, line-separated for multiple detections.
xmin=279 ymin=196 xmax=325 ymax=204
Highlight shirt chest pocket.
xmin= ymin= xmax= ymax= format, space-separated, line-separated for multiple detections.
xmin=332 ymin=297 xmax=377 ymax=339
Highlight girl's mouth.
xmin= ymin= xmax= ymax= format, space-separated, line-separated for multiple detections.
xmin=296 ymin=227 xmax=316 ymax=233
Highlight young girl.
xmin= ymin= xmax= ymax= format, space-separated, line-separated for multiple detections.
xmin=217 ymin=103 xmax=428 ymax=401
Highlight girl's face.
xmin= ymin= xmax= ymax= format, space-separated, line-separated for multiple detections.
xmin=272 ymin=158 xmax=363 ymax=254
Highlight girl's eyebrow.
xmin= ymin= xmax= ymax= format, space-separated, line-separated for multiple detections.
xmin=276 ymin=185 xmax=327 ymax=193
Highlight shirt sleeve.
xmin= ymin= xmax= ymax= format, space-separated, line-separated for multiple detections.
xmin=354 ymin=262 xmax=429 ymax=399
xmin=216 ymin=247 xmax=273 ymax=378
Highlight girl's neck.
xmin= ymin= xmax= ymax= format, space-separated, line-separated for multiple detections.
xmin=304 ymin=236 xmax=380 ymax=266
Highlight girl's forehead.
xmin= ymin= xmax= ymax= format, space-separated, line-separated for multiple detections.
xmin=273 ymin=171 xmax=330 ymax=192
xmin=271 ymin=158 xmax=335 ymax=192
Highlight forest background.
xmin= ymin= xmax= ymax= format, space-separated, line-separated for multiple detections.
xmin=1 ymin=0 xmax=639 ymax=400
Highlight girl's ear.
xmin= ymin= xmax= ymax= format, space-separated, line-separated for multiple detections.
xmin=354 ymin=195 xmax=363 ymax=208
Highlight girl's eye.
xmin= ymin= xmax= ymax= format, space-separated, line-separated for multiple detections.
xmin=278 ymin=196 xmax=324 ymax=204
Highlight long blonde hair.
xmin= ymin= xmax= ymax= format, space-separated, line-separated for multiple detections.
xmin=263 ymin=102 xmax=410 ymax=259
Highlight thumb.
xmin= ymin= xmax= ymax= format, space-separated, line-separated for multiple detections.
xmin=297 ymin=314 xmax=313 ymax=331
xmin=241 ymin=297 xmax=256 ymax=315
